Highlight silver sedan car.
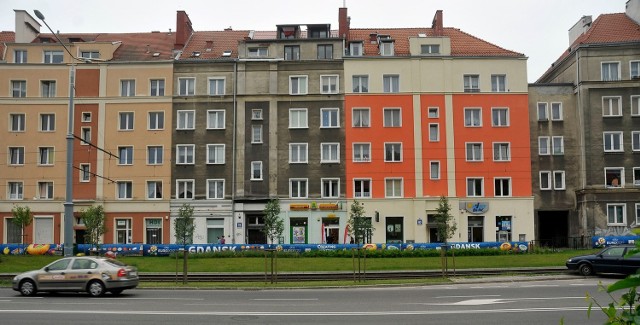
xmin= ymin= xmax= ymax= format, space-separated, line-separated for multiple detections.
xmin=12 ymin=256 xmax=139 ymax=297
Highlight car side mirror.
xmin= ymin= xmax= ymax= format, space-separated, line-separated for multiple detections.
xmin=44 ymin=267 xmax=50 ymax=272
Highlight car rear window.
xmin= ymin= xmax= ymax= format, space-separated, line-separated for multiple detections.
xmin=104 ymin=259 xmax=126 ymax=267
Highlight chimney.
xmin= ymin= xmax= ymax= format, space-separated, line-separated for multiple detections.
xmin=175 ymin=10 xmax=193 ymax=50
xmin=14 ymin=10 xmax=41 ymax=43
xmin=338 ymin=7 xmax=350 ymax=40
xmin=627 ymin=0 xmax=640 ymax=25
xmin=432 ymin=10 xmax=443 ymax=36
xmin=568 ymin=15 xmax=592 ymax=46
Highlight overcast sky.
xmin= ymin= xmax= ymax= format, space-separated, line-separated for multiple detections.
xmin=0 ymin=0 xmax=628 ymax=82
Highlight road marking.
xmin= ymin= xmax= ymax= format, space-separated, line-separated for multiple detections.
xmin=252 ymin=299 xmax=319 ymax=301
xmin=434 ymin=295 xmax=501 ymax=299
xmin=521 ymin=284 xmax=559 ymax=288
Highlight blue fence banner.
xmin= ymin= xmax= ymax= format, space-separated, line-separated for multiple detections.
xmin=591 ymin=236 xmax=639 ymax=248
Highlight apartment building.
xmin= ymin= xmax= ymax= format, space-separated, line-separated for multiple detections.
xmin=532 ymin=0 xmax=640 ymax=245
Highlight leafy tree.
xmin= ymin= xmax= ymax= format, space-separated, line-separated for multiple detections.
xmin=348 ymin=200 xmax=375 ymax=245
xmin=11 ymin=205 xmax=33 ymax=253
xmin=434 ymin=196 xmax=457 ymax=244
xmin=263 ymin=198 xmax=284 ymax=244
xmin=81 ymin=205 xmax=107 ymax=254
xmin=174 ymin=203 xmax=195 ymax=247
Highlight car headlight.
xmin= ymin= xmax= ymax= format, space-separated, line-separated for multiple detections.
xmin=567 ymin=259 xmax=572 ymax=263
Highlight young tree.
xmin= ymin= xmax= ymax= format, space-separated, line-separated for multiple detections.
xmin=174 ymin=203 xmax=195 ymax=247
xmin=347 ymin=200 xmax=375 ymax=245
xmin=263 ymin=198 xmax=284 ymax=244
xmin=434 ymin=196 xmax=457 ymax=244
xmin=81 ymin=205 xmax=107 ymax=254
xmin=11 ymin=205 xmax=33 ymax=253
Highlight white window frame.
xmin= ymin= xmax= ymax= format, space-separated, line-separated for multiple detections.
xmin=603 ymin=132 xmax=623 ymax=152
xmin=537 ymin=102 xmax=548 ymax=121
xmin=251 ymin=125 xmax=263 ymax=144
xmin=385 ymin=178 xmax=403 ymax=198
xmin=11 ymin=80 xmax=26 ymax=98
xmin=8 ymin=181 xmax=24 ymax=200
xmin=176 ymin=144 xmax=195 ymax=165
xmin=289 ymin=75 xmax=308 ymax=95
xmin=383 ymin=108 xmax=401 ymax=127
xmin=248 ymin=47 xmax=268 ymax=57
xmin=289 ymin=178 xmax=309 ymax=199
xmin=632 ymin=131 xmax=640 ymax=152
xmin=463 ymin=74 xmax=480 ymax=92
xmin=206 ymin=144 xmax=225 ymax=164
xmin=352 ymin=75 xmax=368 ymax=93
xmin=40 ymin=113 xmax=55 ymax=131
xmin=289 ymin=108 xmax=308 ymax=128
xmin=41 ymin=80 xmax=56 ymax=97
xmin=538 ymin=136 xmax=550 ymax=155
xmin=321 ymin=143 xmax=340 ymax=163
xmin=552 ymin=136 xmax=564 ymax=155
xmin=9 ymin=113 xmax=25 ymax=132
xmin=428 ymin=107 xmax=439 ymax=118
xmin=382 ymin=75 xmax=399 ymax=93
xmin=251 ymin=161 xmax=263 ymax=180
xmin=320 ymin=75 xmax=338 ymax=94
xmin=321 ymin=178 xmax=340 ymax=198
xmin=494 ymin=177 xmax=511 ymax=197
xmin=379 ymin=41 xmax=394 ymax=56
xmin=148 ymin=111 xmax=164 ymax=130
xmin=636 ymin=203 xmax=640 ymax=225
xmin=118 ymin=146 xmax=134 ymax=165
xmin=491 ymin=107 xmax=509 ymax=127
xmin=353 ymin=179 xmax=372 ymax=198
xmin=8 ymin=147 xmax=25 ymax=165
xmin=634 ymin=167 xmax=640 ymax=187
xmin=607 ymin=203 xmax=626 ymax=225
xmin=466 ymin=178 xmax=484 ymax=197
xmin=320 ymin=108 xmax=340 ymax=128
xmin=353 ymin=143 xmax=371 ymax=162
xmin=176 ymin=179 xmax=195 ymax=199
xmin=289 ymin=143 xmax=308 ymax=163
xmin=37 ymin=181 xmax=54 ymax=200
xmin=206 ymin=179 xmax=225 ymax=199
xmin=252 ymin=109 xmax=263 ymax=120
xmin=553 ymin=171 xmax=566 ymax=190
xmin=428 ymin=123 xmax=439 ymax=142
xmin=632 ymin=95 xmax=640 ymax=116
xmin=14 ymin=50 xmax=27 ymax=63
xmin=464 ymin=108 xmax=482 ymax=127
xmin=352 ymin=108 xmax=370 ymax=127
xmin=118 ymin=112 xmax=134 ymax=131
xmin=146 ymin=180 xmax=163 ymax=200
xmin=150 ymin=79 xmax=165 ymax=96
xmin=147 ymin=145 xmax=163 ymax=165
xmin=384 ymin=142 xmax=402 ymax=162
xmin=79 ymin=163 xmax=90 ymax=182
xmin=466 ymin=142 xmax=483 ymax=162
xmin=176 ymin=110 xmax=195 ymax=130
xmin=349 ymin=42 xmax=363 ymax=56
xmin=493 ymin=142 xmax=510 ymax=161
xmin=38 ymin=146 xmax=54 ymax=166
xmin=82 ymin=112 xmax=92 ymax=122
xmin=120 ymin=79 xmax=135 ymax=97
xmin=430 ymin=161 xmax=440 ymax=180
xmin=551 ymin=102 xmax=563 ymax=121
xmin=178 ymin=77 xmax=195 ymax=96
xmin=601 ymin=61 xmax=620 ymax=81
xmin=207 ymin=110 xmax=226 ymax=130
xmin=539 ymin=171 xmax=551 ymax=190
xmin=631 ymin=61 xmax=640 ymax=79
xmin=116 ymin=181 xmax=132 ymax=200
xmin=602 ymin=96 xmax=622 ymax=117
xmin=491 ymin=74 xmax=506 ymax=92
xmin=208 ymin=77 xmax=225 ymax=96
xmin=43 ymin=50 xmax=63 ymax=63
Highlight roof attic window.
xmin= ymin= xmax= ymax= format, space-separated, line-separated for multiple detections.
xmin=380 ymin=40 xmax=394 ymax=56
xmin=40 ymin=37 xmax=52 ymax=43
xmin=222 ymin=50 xmax=232 ymax=57
xmin=153 ymin=52 xmax=160 ymax=57
xmin=421 ymin=44 xmax=440 ymax=54
xmin=278 ymin=25 xmax=299 ymax=39
xmin=192 ymin=51 xmax=201 ymax=57
xmin=308 ymin=24 xmax=330 ymax=39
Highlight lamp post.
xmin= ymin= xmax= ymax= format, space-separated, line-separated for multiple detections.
xmin=34 ymin=10 xmax=76 ymax=257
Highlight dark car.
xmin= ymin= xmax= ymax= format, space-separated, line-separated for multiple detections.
xmin=566 ymin=244 xmax=640 ymax=276
xmin=12 ymin=256 xmax=139 ymax=297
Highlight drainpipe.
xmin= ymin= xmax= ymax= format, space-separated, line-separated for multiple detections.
xmin=231 ymin=59 xmax=238 ymax=244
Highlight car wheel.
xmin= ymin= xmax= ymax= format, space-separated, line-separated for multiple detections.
xmin=87 ymin=280 xmax=105 ymax=297
xmin=110 ymin=289 xmax=123 ymax=296
xmin=579 ymin=263 xmax=594 ymax=276
xmin=19 ymin=279 xmax=37 ymax=296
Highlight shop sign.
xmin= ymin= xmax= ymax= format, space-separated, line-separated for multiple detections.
xmin=460 ymin=202 xmax=489 ymax=214
xmin=290 ymin=203 xmax=310 ymax=211
xmin=319 ymin=203 xmax=339 ymax=210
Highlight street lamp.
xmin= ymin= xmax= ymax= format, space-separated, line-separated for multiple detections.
xmin=34 ymin=10 xmax=76 ymax=257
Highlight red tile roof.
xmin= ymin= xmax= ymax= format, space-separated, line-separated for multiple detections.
xmin=349 ymin=27 xmax=523 ymax=57
xmin=180 ymin=30 xmax=250 ymax=60
xmin=0 ymin=31 xmax=16 ymax=60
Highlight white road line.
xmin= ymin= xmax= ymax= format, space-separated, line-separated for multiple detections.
xmin=252 ymin=299 xmax=319 ymax=301
xmin=434 ymin=295 xmax=501 ymax=299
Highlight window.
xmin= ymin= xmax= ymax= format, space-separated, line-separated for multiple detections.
xmin=8 ymin=147 xmax=24 ymax=165
xmin=252 ymin=125 xmax=263 ymax=143
xmin=207 ymin=110 xmax=225 ymax=129
xmin=41 ymin=80 xmax=56 ymax=97
xmin=491 ymin=74 xmax=506 ymax=92
xmin=176 ymin=145 xmax=195 ymax=164
xmin=289 ymin=76 xmax=308 ymax=95
xmin=207 ymin=179 xmax=224 ymax=199
xmin=147 ymin=146 xmax=163 ymax=165
xmin=551 ymin=103 xmax=563 ymax=121
xmin=384 ymin=108 xmax=401 ymax=127
xmin=80 ymin=164 xmax=90 ymax=182
xmin=80 ymin=51 xmax=100 ymax=59
xmin=14 ymin=50 xmax=27 ymax=63
xmin=321 ymin=143 xmax=339 ymax=163
xmin=430 ymin=161 xmax=440 ymax=180
xmin=115 ymin=219 xmax=132 ymax=244
xmin=633 ymin=131 xmax=640 ymax=151
xmin=607 ymin=203 xmax=626 ymax=225
xmin=353 ymin=143 xmax=371 ymax=162
xmin=494 ymin=178 xmax=511 ymax=196
xmin=379 ymin=41 xmax=394 ymax=56
xmin=176 ymin=180 xmax=194 ymax=199
xmin=603 ymin=97 xmax=622 ymax=116
xmin=38 ymin=147 xmax=54 ymax=165
xmin=632 ymin=96 xmax=640 ymax=116
xmin=552 ymin=136 xmax=564 ymax=155
xmin=289 ymin=179 xmax=308 ymax=198
xmin=385 ymin=143 xmax=402 ymax=162
xmin=554 ymin=171 xmax=566 ymax=190
xmin=252 ymin=109 xmax=263 ymax=120
xmin=537 ymin=102 xmax=548 ymax=121
xmin=148 ymin=111 xmax=164 ymax=130
xmin=429 ymin=124 xmax=439 ymax=142
xmin=11 ymin=80 xmax=26 ymax=98
xmin=206 ymin=144 xmax=225 ymax=164
xmin=8 ymin=182 xmax=23 ymax=200
xmin=37 ymin=181 xmax=54 ymax=199
xmin=492 ymin=108 xmax=509 ymax=126
xmin=321 ymin=108 xmax=339 ymax=127
xmin=463 ymin=74 xmax=480 ymax=92
xmin=289 ymin=108 xmax=308 ymax=128
xmin=349 ymin=42 xmax=363 ymax=56
xmin=150 ymin=79 xmax=165 ymax=96
xmin=82 ymin=112 xmax=91 ymax=122
xmin=385 ymin=178 xmax=403 ymax=198
xmin=466 ymin=143 xmax=483 ymax=161
xmin=428 ymin=107 xmax=439 ymax=118
xmin=116 ymin=181 xmax=133 ymax=200
xmin=464 ymin=108 xmax=482 ymax=127
xmin=9 ymin=113 xmax=25 ymax=132
xmin=493 ymin=143 xmax=510 ymax=161
xmin=248 ymin=47 xmax=268 ymax=57
xmin=251 ymin=161 xmax=263 ymax=180
xmin=602 ymin=62 xmax=620 ymax=81
xmin=637 ymin=204 xmax=640 ymax=225
xmin=354 ymin=179 xmax=371 ymax=198
xmin=631 ymin=61 xmax=640 ymax=79
xmin=538 ymin=137 xmax=550 ymax=155
xmin=420 ymin=44 xmax=440 ymax=54
xmin=352 ymin=75 xmax=369 ymax=93
xmin=383 ymin=75 xmax=399 ymax=93
xmin=317 ymin=44 xmax=333 ymax=59
xmin=176 ymin=110 xmax=195 ymax=130
xmin=120 ymin=80 xmax=135 ymax=96
xmin=81 ymin=127 xmax=91 ymax=145
xmin=539 ymin=171 xmax=551 ymax=190
xmin=320 ymin=75 xmax=338 ymax=94
xmin=118 ymin=146 xmax=133 ymax=165
xmin=119 ymin=112 xmax=134 ymax=130
xmin=147 ymin=181 xmax=162 ymax=199
xmin=603 ymin=132 xmax=623 ymax=152
xmin=289 ymin=143 xmax=308 ymax=163
xmin=284 ymin=45 xmax=300 ymax=61
xmin=321 ymin=178 xmax=340 ymax=198
xmin=208 ymin=78 xmax=225 ymax=96
xmin=40 ymin=114 xmax=55 ymax=131
xmin=178 ymin=78 xmax=195 ymax=96
xmin=466 ymin=178 xmax=483 ymax=197
xmin=605 ymin=168 xmax=624 ymax=188
xmin=352 ymin=108 xmax=370 ymax=127
xmin=44 ymin=50 xmax=63 ymax=63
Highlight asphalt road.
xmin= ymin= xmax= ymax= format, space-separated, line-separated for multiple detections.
xmin=0 ymin=275 xmax=617 ymax=324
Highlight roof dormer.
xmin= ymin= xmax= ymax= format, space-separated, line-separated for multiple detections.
xmin=277 ymin=25 xmax=301 ymax=39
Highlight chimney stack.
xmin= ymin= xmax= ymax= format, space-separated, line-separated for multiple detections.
xmin=432 ymin=10 xmax=443 ymax=36
xmin=339 ymin=7 xmax=350 ymax=40
xmin=175 ymin=11 xmax=193 ymax=50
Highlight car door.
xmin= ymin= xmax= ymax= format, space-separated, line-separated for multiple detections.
xmin=36 ymin=258 xmax=72 ymax=290
xmin=66 ymin=258 xmax=99 ymax=290
xmin=593 ymin=246 xmax=626 ymax=273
